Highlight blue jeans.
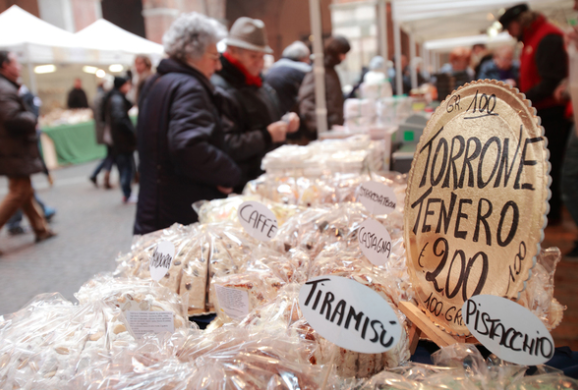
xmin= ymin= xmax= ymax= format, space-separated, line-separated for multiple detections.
xmin=90 ymin=146 xmax=114 ymax=179
xmin=562 ymin=126 xmax=578 ymax=226
xmin=116 ymin=153 xmax=133 ymax=199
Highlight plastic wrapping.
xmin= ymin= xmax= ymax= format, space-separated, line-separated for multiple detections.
xmin=517 ymin=247 xmax=565 ymax=330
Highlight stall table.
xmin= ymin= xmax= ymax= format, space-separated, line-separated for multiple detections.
xmin=41 ymin=120 xmax=105 ymax=168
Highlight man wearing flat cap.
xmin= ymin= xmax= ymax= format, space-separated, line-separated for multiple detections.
xmin=212 ymin=17 xmax=300 ymax=192
xmin=501 ymin=3 xmax=571 ymax=225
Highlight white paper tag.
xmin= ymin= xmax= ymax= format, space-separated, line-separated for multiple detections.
xmin=462 ymin=295 xmax=554 ymax=365
xmin=150 ymin=240 xmax=175 ymax=282
xmin=215 ymin=285 xmax=250 ymax=319
xmin=358 ymin=218 xmax=392 ymax=266
xmin=357 ymin=181 xmax=397 ymax=215
xmin=237 ymin=201 xmax=278 ymax=241
xmin=299 ymin=275 xmax=401 ymax=354
xmin=125 ymin=311 xmax=174 ymax=339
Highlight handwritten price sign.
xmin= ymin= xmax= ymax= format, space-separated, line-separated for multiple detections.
xmin=404 ymin=81 xmax=549 ymax=334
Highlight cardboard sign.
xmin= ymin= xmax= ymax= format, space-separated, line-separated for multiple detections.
xmin=150 ymin=241 xmax=175 ymax=282
xmin=238 ymin=201 xmax=278 ymax=241
xmin=404 ymin=81 xmax=549 ymax=334
xmin=358 ymin=218 xmax=392 ymax=266
xmin=125 ymin=311 xmax=174 ymax=338
xmin=215 ymin=285 xmax=250 ymax=320
xmin=357 ymin=181 xmax=397 ymax=215
xmin=463 ymin=295 xmax=554 ymax=365
xmin=299 ymin=275 xmax=401 ymax=354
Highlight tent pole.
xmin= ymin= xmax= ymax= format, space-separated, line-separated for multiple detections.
xmin=378 ymin=0 xmax=388 ymax=62
xmin=393 ymin=16 xmax=402 ymax=96
xmin=423 ymin=46 xmax=429 ymax=78
xmin=25 ymin=43 xmax=37 ymax=95
xmin=409 ymin=32 xmax=417 ymax=90
xmin=309 ymin=0 xmax=327 ymax=134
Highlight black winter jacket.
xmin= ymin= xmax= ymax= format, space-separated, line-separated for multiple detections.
xmin=134 ymin=58 xmax=241 ymax=235
xmin=265 ymin=59 xmax=311 ymax=114
xmin=211 ymin=55 xmax=282 ymax=192
xmin=104 ymin=89 xmax=136 ymax=154
xmin=0 ymin=74 xmax=43 ymax=177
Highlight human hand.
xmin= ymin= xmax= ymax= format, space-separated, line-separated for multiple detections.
xmin=554 ymin=80 xmax=569 ymax=102
xmin=267 ymin=121 xmax=288 ymax=142
xmin=504 ymin=79 xmax=516 ymax=87
xmin=217 ymin=186 xmax=233 ymax=194
xmin=287 ymin=112 xmax=300 ymax=133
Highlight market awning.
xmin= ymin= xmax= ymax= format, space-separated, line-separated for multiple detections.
xmin=75 ymin=19 xmax=165 ymax=64
xmin=423 ymin=32 xmax=514 ymax=53
xmin=392 ymin=0 xmax=573 ymax=42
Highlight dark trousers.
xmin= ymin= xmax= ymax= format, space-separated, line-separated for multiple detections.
xmin=539 ymin=106 xmax=572 ymax=222
xmin=90 ymin=146 xmax=114 ymax=179
xmin=116 ymin=152 xmax=133 ymax=198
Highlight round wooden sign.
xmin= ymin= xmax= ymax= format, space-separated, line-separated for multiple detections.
xmin=404 ymin=80 xmax=549 ymax=335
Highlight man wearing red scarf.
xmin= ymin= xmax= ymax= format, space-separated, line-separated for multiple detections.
xmin=501 ymin=4 xmax=571 ymax=225
xmin=212 ymin=17 xmax=299 ymax=193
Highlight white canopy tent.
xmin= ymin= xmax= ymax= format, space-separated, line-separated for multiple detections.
xmin=390 ymin=0 xmax=574 ymax=92
xmin=75 ymin=19 xmax=165 ymax=65
xmin=423 ymin=33 xmax=514 ymax=53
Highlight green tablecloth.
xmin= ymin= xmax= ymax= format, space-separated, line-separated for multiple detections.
xmin=42 ymin=120 xmax=105 ymax=166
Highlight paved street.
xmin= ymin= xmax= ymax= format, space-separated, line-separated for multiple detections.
xmin=0 ymin=161 xmax=136 ymax=315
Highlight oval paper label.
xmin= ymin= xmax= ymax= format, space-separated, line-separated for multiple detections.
xmin=463 ymin=295 xmax=554 ymax=365
xmin=238 ymin=201 xmax=278 ymax=241
xmin=299 ymin=275 xmax=401 ymax=354
xmin=357 ymin=181 xmax=397 ymax=215
xmin=358 ymin=218 xmax=392 ymax=266
xmin=150 ymin=240 xmax=175 ymax=282
xmin=404 ymin=81 xmax=549 ymax=334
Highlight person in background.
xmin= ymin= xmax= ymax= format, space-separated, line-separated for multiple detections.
xmin=501 ymin=3 xmax=570 ymax=225
xmin=89 ymin=80 xmax=113 ymax=189
xmin=265 ymin=41 xmax=311 ymax=114
xmin=471 ymin=43 xmax=493 ymax=79
xmin=67 ymin=78 xmax=89 ymax=109
xmin=387 ymin=54 xmax=411 ymax=95
xmin=130 ymin=54 xmax=153 ymax=104
xmin=103 ymin=76 xmax=136 ymax=204
xmin=6 ymin=84 xmax=56 ymax=235
xmin=212 ymin=17 xmax=299 ymax=192
xmin=359 ymin=56 xmax=393 ymax=99
xmin=134 ymin=12 xmax=240 ymax=235
xmin=477 ymin=45 xmax=519 ymax=86
xmin=440 ymin=47 xmax=474 ymax=83
xmin=298 ymin=35 xmax=350 ymax=140
xmin=0 ymin=51 xmax=56 ymax=245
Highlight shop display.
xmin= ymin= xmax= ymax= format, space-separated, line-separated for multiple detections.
xmin=1 ymin=82 xmax=575 ymax=389
xmin=39 ymin=108 xmax=93 ymax=127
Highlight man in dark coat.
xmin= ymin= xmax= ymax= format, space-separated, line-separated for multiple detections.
xmin=89 ymin=81 xmax=113 ymax=189
xmin=134 ymin=12 xmax=241 ymax=235
xmin=265 ymin=41 xmax=311 ymax=114
xmin=212 ymin=17 xmax=299 ymax=192
xmin=103 ymin=76 xmax=136 ymax=203
xmin=67 ymin=78 xmax=89 ymax=109
xmin=0 ymin=51 xmax=55 ymax=243
xmin=501 ymin=3 xmax=571 ymax=225
xmin=298 ymin=35 xmax=350 ymax=140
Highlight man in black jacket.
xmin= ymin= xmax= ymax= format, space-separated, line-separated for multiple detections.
xmin=212 ymin=17 xmax=299 ymax=192
xmin=67 ymin=78 xmax=89 ymax=109
xmin=104 ymin=76 xmax=136 ymax=203
xmin=134 ymin=13 xmax=241 ymax=235
xmin=0 ymin=51 xmax=55 ymax=243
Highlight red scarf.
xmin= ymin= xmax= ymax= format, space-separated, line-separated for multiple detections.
xmin=223 ymin=51 xmax=262 ymax=87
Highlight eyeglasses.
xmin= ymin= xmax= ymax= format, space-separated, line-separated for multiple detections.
xmin=206 ymin=52 xmax=220 ymax=61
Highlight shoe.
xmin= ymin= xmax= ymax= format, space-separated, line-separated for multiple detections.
xmin=35 ymin=230 xmax=57 ymax=243
xmin=104 ymin=171 xmax=112 ymax=190
xmin=123 ymin=193 xmax=138 ymax=204
xmin=44 ymin=207 xmax=56 ymax=223
xmin=8 ymin=226 xmax=26 ymax=235
xmin=89 ymin=176 xmax=98 ymax=187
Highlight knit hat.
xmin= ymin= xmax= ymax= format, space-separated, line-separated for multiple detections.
xmin=114 ymin=76 xmax=129 ymax=89
xmin=499 ymin=4 xmax=529 ymax=29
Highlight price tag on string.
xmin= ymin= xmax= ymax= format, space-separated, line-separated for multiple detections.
xmin=299 ymin=275 xmax=401 ymax=354
xmin=237 ymin=201 xmax=278 ymax=241
xmin=358 ymin=218 xmax=392 ymax=266
xmin=149 ymin=241 xmax=175 ymax=282
xmin=462 ymin=295 xmax=554 ymax=365
xmin=357 ymin=181 xmax=397 ymax=215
